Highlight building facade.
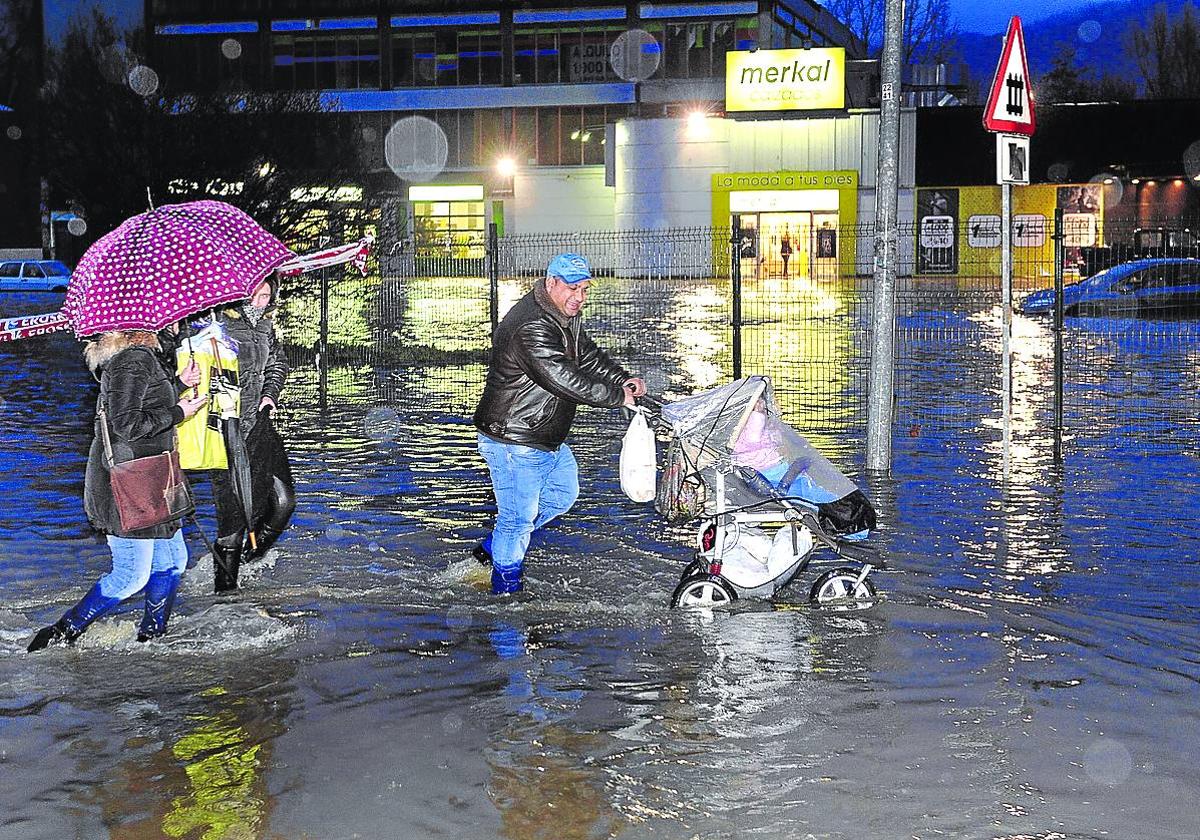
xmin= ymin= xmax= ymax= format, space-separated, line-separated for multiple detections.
xmin=147 ymin=1 xmax=912 ymax=274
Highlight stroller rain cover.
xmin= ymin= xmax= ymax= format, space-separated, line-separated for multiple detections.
xmin=655 ymin=376 xmax=876 ymax=539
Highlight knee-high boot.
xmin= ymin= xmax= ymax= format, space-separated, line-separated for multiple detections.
xmin=27 ymin=583 xmax=121 ymax=652
xmin=138 ymin=569 xmax=182 ymax=641
xmin=246 ymin=475 xmax=296 ymax=562
xmin=213 ymin=536 xmax=242 ymax=593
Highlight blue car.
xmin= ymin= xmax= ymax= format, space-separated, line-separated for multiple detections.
xmin=0 ymin=259 xmax=72 ymax=293
xmin=1021 ymin=258 xmax=1200 ymax=317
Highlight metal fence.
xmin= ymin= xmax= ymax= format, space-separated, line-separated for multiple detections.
xmin=275 ymin=217 xmax=1200 ymax=456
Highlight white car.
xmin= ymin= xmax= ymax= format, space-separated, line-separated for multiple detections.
xmin=0 ymin=260 xmax=72 ymax=292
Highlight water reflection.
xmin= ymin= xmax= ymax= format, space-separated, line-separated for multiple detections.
xmin=485 ymin=619 xmax=624 ymax=839
xmin=161 ymin=687 xmax=273 ymax=840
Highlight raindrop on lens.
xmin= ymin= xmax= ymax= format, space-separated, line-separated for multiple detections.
xmin=5 ymin=126 xmax=20 ymax=141
xmin=384 ymin=116 xmax=449 ymax=183
xmin=127 ymin=65 xmax=159 ymax=96
xmin=1083 ymin=738 xmax=1133 ymax=786
xmin=1089 ymin=172 xmax=1123 ymax=206
xmin=1077 ymin=20 xmax=1102 ymax=43
xmin=441 ymin=712 xmax=463 ymax=735
xmin=221 ymin=38 xmax=243 ymax=60
xmin=1047 ymin=162 xmax=1069 ymax=182
xmin=611 ymin=29 xmax=662 ymax=83
xmin=445 ymin=605 xmax=473 ymax=634
xmin=365 ymin=406 xmax=403 ymax=442
xmin=362 ymin=125 xmax=377 ymax=144
xmin=367 ymin=541 xmax=381 ymax=552
xmin=325 ymin=523 xmax=349 ymax=543
xmin=645 ymin=366 xmax=669 ymax=394
xmin=67 ymin=217 xmax=87 ymax=236
xmin=1182 ymin=140 xmax=1200 ymax=181
xmin=416 ymin=54 xmax=437 ymax=83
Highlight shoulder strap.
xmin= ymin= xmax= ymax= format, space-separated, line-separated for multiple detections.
xmin=96 ymin=386 xmax=116 ymax=469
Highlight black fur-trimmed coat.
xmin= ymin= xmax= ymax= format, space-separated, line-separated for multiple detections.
xmin=82 ymin=332 xmax=185 ymax=539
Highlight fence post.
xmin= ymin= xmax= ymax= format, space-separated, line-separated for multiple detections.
xmin=488 ymin=222 xmax=500 ymax=332
xmin=730 ymin=219 xmax=743 ymax=380
xmin=318 ymin=265 xmax=329 ymax=411
xmin=1052 ymin=207 xmax=1065 ymax=463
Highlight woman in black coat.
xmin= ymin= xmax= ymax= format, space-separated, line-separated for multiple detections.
xmin=28 ymin=329 xmax=206 ymax=651
xmin=209 ymin=276 xmax=295 ymax=592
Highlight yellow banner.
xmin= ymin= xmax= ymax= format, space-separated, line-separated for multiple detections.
xmin=725 ymin=47 xmax=846 ymax=112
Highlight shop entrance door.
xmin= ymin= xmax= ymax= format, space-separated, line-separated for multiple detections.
xmin=738 ymin=212 xmax=813 ymax=280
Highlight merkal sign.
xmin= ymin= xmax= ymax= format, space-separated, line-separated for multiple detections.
xmin=725 ymin=47 xmax=845 ymax=112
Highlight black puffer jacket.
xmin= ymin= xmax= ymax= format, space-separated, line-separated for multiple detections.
xmin=218 ymin=306 xmax=288 ymax=433
xmin=473 ymin=283 xmax=629 ymax=450
xmin=83 ymin=333 xmax=186 ymax=539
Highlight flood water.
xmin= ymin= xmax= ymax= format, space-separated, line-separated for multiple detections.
xmin=1 ymin=290 xmax=1198 ymax=840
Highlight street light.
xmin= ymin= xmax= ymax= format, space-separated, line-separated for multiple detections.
xmin=496 ymin=156 xmax=516 ymax=178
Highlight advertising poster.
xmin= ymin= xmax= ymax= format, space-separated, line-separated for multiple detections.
xmin=1057 ymin=184 xmax=1102 ymax=262
xmin=917 ymin=188 xmax=959 ymax=274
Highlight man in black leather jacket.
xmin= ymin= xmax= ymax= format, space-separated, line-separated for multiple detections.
xmin=473 ymin=253 xmax=645 ymax=594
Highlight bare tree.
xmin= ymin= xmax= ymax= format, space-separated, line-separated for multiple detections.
xmin=826 ymin=0 xmax=960 ymax=63
xmin=44 ymin=8 xmax=368 ymax=249
xmin=1129 ymin=1 xmax=1200 ymax=98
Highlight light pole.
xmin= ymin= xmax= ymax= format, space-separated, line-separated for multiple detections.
xmin=866 ymin=0 xmax=905 ymax=473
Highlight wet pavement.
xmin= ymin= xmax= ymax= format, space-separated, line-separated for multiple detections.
xmin=1 ymin=289 xmax=1198 ymax=839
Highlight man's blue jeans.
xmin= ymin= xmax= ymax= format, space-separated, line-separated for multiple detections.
xmin=477 ymin=434 xmax=579 ymax=593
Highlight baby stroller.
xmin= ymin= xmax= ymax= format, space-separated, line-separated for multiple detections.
xmin=649 ymin=376 xmax=882 ymax=611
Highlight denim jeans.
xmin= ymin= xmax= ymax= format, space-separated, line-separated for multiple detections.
xmin=99 ymin=530 xmax=188 ymax=600
xmin=477 ymin=434 xmax=579 ymax=580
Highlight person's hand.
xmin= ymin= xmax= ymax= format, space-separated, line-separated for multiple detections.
xmin=623 ymin=377 xmax=647 ymax=398
xmin=259 ymin=396 xmax=276 ymax=411
xmin=179 ymin=359 xmax=201 ymax=388
xmin=177 ymin=393 xmax=207 ymax=420
xmin=622 ymin=388 xmax=636 ymax=408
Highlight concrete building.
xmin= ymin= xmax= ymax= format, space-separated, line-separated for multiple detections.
xmin=146 ymin=0 xmax=901 ymax=272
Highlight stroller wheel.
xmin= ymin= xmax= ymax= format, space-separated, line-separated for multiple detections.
xmin=809 ymin=567 xmax=877 ymax=611
xmin=671 ymin=573 xmax=738 ymax=610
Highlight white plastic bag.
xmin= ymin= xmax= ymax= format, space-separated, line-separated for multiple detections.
xmin=619 ymin=409 xmax=657 ymax=503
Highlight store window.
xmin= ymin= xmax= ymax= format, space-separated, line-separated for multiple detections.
xmin=411 ymin=186 xmax=486 ymax=259
xmin=273 ymin=32 xmax=380 ymax=89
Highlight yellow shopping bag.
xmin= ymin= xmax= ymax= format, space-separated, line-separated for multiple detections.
xmin=176 ymin=322 xmax=241 ymax=470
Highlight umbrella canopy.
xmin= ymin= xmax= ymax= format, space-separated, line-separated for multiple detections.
xmin=62 ymin=200 xmax=294 ymax=338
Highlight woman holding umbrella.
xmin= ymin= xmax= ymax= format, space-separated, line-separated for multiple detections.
xmin=28 ymin=326 xmax=208 ymax=651
xmin=208 ymin=275 xmax=295 ymax=592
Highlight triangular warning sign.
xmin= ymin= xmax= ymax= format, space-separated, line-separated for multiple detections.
xmin=983 ymin=16 xmax=1036 ymax=135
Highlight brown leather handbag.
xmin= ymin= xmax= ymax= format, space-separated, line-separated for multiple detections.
xmin=98 ymin=404 xmax=194 ymax=532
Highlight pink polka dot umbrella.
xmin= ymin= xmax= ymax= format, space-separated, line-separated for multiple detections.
xmin=62 ymin=200 xmax=295 ymax=337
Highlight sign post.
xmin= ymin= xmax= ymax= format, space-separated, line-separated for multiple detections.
xmin=983 ymin=16 xmax=1036 ymax=480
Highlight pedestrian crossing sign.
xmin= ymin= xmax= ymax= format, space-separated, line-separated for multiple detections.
xmin=983 ymin=17 xmax=1036 ymax=136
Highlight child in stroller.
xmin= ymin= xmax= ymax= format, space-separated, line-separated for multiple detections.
xmin=651 ymin=376 xmax=881 ymax=610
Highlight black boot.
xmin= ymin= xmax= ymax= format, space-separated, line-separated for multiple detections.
xmin=27 ymin=619 xmax=79 ymax=652
xmin=244 ymin=523 xmax=285 ymax=563
xmin=213 ymin=537 xmax=242 ymax=593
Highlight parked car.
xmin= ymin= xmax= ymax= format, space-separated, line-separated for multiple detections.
xmin=1021 ymin=258 xmax=1200 ymax=317
xmin=0 ymin=260 xmax=72 ymax=293
xmin=1075 ymin=227 xmax=1200 ymax=278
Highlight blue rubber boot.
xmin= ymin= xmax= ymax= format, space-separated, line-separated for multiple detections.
xmin=27 ymin=583 xmax=120 ymax=652
xmin=138 ymin=570 xmax=182 ymax=642
xmin=491 ymin=565 xmax=523 ymax=596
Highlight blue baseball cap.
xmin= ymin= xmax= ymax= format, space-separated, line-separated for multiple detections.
xmin=546 ymin=253 xmax=592 ymax=285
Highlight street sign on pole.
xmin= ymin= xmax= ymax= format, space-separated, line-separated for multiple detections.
xmin=996 ymin=133 xmax=1030 ymax=185
xmin=983 ymin=16 xmax=1036 ymax=481
xmin=983 ymin=17 xmax=1036 ymax=136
